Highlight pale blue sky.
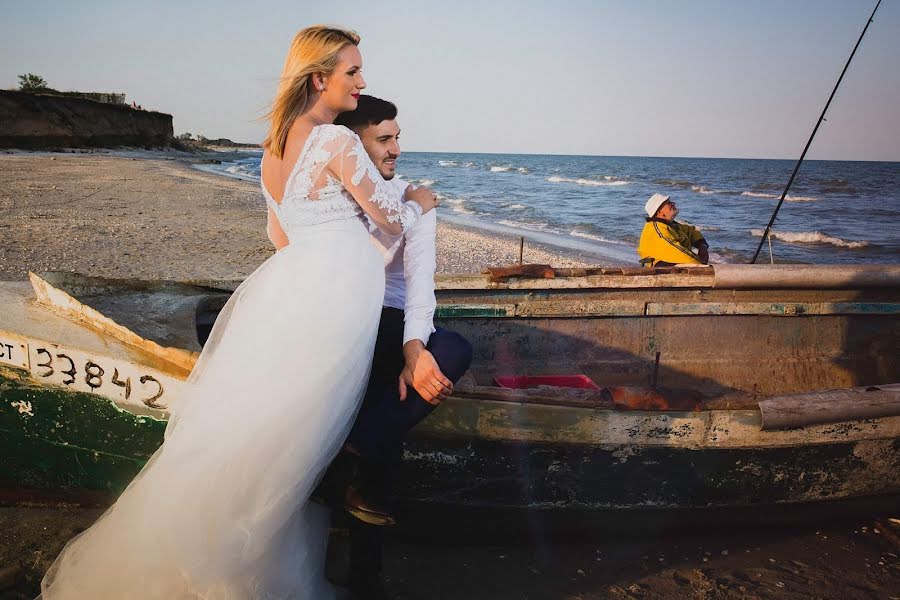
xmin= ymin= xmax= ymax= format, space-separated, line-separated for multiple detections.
xmin=2 ymin=0 xmax=898 ymax=160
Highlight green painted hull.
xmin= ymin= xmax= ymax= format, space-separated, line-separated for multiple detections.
xmin=0 ymin=366 xmax=163 ymax=497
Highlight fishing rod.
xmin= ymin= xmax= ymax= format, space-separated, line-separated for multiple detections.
xmin=749 ymin=0 xmax=882 ymax=264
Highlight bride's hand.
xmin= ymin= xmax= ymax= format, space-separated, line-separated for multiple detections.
xmin=405 ymin=185 xmax=438 ymax=214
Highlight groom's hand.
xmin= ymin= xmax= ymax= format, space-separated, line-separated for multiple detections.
xmin=399 ymin=340 xmax=453 ymax=405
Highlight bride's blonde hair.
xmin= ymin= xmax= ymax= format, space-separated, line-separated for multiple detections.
xmin=263 ymin=25 xmax=361 ymax=159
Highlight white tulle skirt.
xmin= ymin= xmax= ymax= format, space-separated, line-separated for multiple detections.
xmin=40 ymin=218 xmax=385 ymax=599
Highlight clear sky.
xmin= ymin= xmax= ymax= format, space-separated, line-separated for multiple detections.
xmin=2 ymin=0 xmax=898 ymax=160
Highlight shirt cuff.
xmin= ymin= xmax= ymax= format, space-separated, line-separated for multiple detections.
xmin=403 ymin=319 xmax=436 ymax=347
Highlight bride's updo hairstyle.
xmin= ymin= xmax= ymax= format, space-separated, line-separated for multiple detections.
xmin=263 ymin=25 xmax=361 ymax=159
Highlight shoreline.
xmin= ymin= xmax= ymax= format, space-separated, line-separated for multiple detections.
xmin=0 ymin=151 xmax=609 ymax=282
xmin=189 ymin=156 xmax=630 ymax=268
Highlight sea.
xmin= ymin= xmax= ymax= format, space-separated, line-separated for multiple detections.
xmin=207 ymin=152 xmax=900 ymax=265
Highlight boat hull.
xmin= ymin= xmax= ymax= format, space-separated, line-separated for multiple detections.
xmin=2 ymin=266 xmax=900 ymax=511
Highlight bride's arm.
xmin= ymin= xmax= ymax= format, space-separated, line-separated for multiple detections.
xmin=325 ymin=128 xmax=434 ymax=235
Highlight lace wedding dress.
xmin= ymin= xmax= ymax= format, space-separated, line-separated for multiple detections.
xmin=39 ymin=124 xmax=423 ymax=599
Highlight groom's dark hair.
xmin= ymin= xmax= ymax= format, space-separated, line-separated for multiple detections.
xmin=335 ymin=95 xmax=397 ymax=132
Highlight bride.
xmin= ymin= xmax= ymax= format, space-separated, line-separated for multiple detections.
xmin=39 ymin=25 xmax=437 ymax=599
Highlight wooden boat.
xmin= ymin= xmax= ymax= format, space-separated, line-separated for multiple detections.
xmin=1 ymin=266 xmax=899 ymax=513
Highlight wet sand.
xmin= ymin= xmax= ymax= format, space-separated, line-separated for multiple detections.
xmin=1 ymin=152 xmax=898 ymax=599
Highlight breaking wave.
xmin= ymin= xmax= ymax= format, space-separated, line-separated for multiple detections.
xmin=496 ymin=219 xmax=557 ymax=233
xmin=690 ymin=185 xmax=741 ymax=195
xmin=750 ymin=229 xmax=870 ymax=249
xmin=568 ymin=229 xmax=629 ymax=245
xmin=547 ymin=175 xmax=630 ymax=187
xmin=741 ymin=191 xmax=817 ymax=202
xmin=438 ymin=160 xmax=457 ymax=167
xmin=490 ymin=166 xmax=511 ymax=172
xmin=438 ymin=194 xmax=476 ymax=215
xmin=653 ymin=178 xmax=694 ymax=188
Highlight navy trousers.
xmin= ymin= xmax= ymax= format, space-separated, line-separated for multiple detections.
xmin=345 ymin=308 xmax=472 ymax=589
xmin=346 ymin=307 xmax=473 ymax=468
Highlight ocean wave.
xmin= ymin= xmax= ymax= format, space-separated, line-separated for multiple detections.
xmin=488 ymin=165 xmax=530 ymax=174
xmin=438 ymin=160 xmax=457 ymax=167
xmin=222 ymin=163 xmax=261 ymax=180
xmin=706 ymin=251 xmax=733 ymax=264
xmin=741 ymin=191 xmax=817 ymax=202
xmin=691 ymin=185 xmax=715 ymax=194
xmin=439 ymin=195 xmax=477 ymax=215
xmin=547 ymin=175 xmax=629 ymax=187
xmin=568 ymin=229 xmax=629 ymax=245
xmin=750 ymin=229 xmax=870 ymax=249
xmin=451 ymin=206 xmax=476 ymax=215
xmin=690 ymin=186 xmax=742 ymax=195
xmin=653 ymin=178 xmax=694 ymax=188
xmin=506 ymin=204 xmax=527 ymax=210
xmin=496 ymin=219 xmax=556 ymax=233
xmin=463 ymin=161 xmax=476 ymax=168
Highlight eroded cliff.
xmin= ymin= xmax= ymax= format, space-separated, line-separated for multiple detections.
xmin=0 ymin=90 xmax=174 ymax=149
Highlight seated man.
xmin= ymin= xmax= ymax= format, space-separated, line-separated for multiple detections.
xmin=327 ymin=95 xmax=473 ymax=598
xmin=637 ymin=193 xmax=710 ymax=267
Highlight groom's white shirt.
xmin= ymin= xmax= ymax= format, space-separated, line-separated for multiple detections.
xmin=366 ymin=177 xmax=437 ymax=346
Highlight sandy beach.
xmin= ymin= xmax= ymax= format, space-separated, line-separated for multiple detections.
xmin=1 ymin=151 xmax=898 ymax=599
xmin=0 ymin=151 xmax=595 ymax=283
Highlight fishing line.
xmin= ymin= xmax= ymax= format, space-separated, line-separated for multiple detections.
xmin=750 ymin=0 xmax=882 ymax=264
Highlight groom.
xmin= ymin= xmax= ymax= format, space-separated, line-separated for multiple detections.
xmin=327 ymin=95 xmax=473 ymax=598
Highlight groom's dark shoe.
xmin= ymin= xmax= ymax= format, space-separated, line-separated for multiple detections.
xmin=345 ymin=459 xmax=395 ymax=526
xmin=345 ymin=483 xmax=395 ymax=527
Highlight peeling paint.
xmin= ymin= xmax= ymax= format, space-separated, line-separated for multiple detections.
xmin=402 ymin=449 xmax=461 ymax=466
xmin=10 ymin=399 xmax=34 ymax=416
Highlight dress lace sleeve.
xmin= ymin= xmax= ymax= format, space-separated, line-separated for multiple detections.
xmin=324 ymin=126 xmax=422 ymax=235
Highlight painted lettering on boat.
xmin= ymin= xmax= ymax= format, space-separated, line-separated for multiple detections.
xmin=29 ymin=343 xmax=169 ymax=409
xmin=0 ymin=332 xmax=29 ymax=369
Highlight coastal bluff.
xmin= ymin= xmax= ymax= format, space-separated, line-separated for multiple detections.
xmin=0 ymin=90 xmax=173 ymax=149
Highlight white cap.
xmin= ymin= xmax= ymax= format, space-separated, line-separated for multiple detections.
xmin=645 ymin=193 xmax=670 ymax=217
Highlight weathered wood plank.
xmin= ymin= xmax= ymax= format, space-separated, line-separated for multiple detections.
xmin=759 ymin=386 xmax=900 ymax=430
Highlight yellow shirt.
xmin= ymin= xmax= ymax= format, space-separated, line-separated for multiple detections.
xmin=637 ymin=219 xmax=706 ymax=266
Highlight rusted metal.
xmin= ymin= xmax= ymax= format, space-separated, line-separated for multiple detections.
xmin=482 ymin=264 xmax=554 ymax=282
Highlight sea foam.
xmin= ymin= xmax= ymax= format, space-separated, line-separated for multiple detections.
xmin=750 ymin=229 xmax=870 ymax=249
xmin=547 ymin=175 xmax=629 ymax=187
xmin=569 ymin=229 xmax=628 ymax=245
xmin=741 ymin=192 xmax=817 ymax=202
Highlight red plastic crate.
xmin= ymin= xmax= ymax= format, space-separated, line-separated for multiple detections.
xmin=494 ymin=375 xmax=600 ymax=390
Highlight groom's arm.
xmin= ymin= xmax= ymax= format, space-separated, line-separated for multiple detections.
xmin=398 ymin=200 xmax=453 ymax=404
xmin=401 ymin=209 xmax=437 ymax=347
